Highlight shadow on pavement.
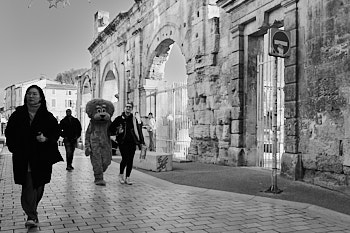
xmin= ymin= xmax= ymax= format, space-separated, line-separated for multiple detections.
xmin=112 ymin=156 xmax=350 ymax=216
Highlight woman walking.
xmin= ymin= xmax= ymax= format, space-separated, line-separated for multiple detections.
xmin=110 ymin=102 xmax=145 ymax=185
xmin=5 ymin=85 xmax=63 ymax=228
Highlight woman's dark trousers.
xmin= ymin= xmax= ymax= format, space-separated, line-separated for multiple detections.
xmin=21 ymin=172 xmax=44 ymax=221
xmin=119 ymin=143 xmax=136 ymax=177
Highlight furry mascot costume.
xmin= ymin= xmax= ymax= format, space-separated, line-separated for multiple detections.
xmin=85 ymin=99 xmax=114 ymax=186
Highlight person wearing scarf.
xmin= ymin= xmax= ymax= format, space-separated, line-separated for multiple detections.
xmin=5 ymin=85 xmax=63 ymax=228
xmin=110 ymin=102 xmax=145 ymax=185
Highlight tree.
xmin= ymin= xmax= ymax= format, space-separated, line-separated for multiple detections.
xmin=55 ymin=68 xmax=88 ymax=85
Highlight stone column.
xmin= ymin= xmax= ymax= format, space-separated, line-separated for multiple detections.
xmin=227 ymin=24 xmax=245 ymax=166
xmin=92 ymin=59 xmax=101 ymax=98
xmin=280 ymin=0 xmax=301 ymax=179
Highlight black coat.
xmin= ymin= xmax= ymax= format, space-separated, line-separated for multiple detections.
xmin=5 ymin=105 xmax=63 ymax=188
xmin=59 ymin=116 xmax=82 ymax=142
xmin=110 ymin=113 xmax=145 ymax=147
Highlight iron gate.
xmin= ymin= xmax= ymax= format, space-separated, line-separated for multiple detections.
xmin=256 ymin=53 xmax=285 ymax=169
xmin=146 ymin=82 xmax=191 ymax=161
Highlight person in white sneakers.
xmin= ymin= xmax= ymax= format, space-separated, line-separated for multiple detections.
xmin=109 ymin=102 xmax=145 ymax=185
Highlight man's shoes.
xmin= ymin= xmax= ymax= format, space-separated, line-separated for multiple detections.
xmin=95 ymin=180 xmax=106 ymax=186
xmin=119 ymin=174 xmax=125 ymax=184
xmin=125 ymin=177 xmax=133 ymax=185
xmin=25 ymin=218 xmax=37 ymax=227
xmin=66 ymin=165 xmax=74 ymax=171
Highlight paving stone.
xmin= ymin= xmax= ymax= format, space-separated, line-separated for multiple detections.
xmin=0 ymin=147 xmax=350 ymax=232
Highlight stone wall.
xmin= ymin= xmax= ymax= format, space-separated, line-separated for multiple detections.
xmin=88 ymin=0 xmax=242 ymax=165
xmin=87 ymin=0 xmax=350 ymax=191
xmin=295 ymin=0 xmax=350 ymax=191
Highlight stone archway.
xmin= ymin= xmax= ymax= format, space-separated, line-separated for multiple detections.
xmin=142 ymin=37 xmax=190 ymax=158
xmin=81 ymin=76 xmax=92 ymax=143
xmin=101 ymin=62 xmax=120 ymax=120
xmin=89 ymin=0 xmax=227 ymax=164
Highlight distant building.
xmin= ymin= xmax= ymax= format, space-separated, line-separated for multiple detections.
xmin=3 ymin=77 xmax=77 ymax=121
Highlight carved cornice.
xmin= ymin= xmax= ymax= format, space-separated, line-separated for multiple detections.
xmin=132 ymin=28 xmax=142 ymax=36
xmin=117 ymin=40 xmax=127 ymax=47
xmin=216 ymin=0 xmax=252 ymax=13
xmin=281 ymin=0 xmax=298 ymax=8
xmin=88 ymin=11 xmax=130 ymax=53
xmin=230 ymin=24 xmax=244 ymax=36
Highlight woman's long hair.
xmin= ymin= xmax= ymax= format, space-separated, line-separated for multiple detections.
xmin=24 ymin=85 xmax=47 ymax=110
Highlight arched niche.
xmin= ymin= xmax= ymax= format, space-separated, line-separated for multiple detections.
xmin=81 ymin=76 xmax=92 ymax=143
xmin=101 ymin=65 xmax=119 ymax=120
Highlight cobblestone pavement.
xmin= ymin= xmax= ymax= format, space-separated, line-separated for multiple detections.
xmin=1 ymin=147 xmax=350 ymax=233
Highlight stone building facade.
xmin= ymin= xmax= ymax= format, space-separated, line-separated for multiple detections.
xmin=4 ymin=78 xmax=77 ymax=121
xmin=85 ymin=0 xmax=350 ymax=192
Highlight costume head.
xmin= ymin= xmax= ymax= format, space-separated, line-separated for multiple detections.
xmin=85 ymin=99 xmax=114 ymax=122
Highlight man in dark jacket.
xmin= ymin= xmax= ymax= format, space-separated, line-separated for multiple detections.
xmin=59 ymin=109 xmax=82 ymax=171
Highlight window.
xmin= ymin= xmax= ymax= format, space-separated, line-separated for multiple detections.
xmin=66 ymin=90 xmax=72 ymax=95
xmin=65 ymin=100 xmax=73 ymax=108
xmin=52 ymin=89 xmax=55 ymax=94
xmin=52 ymin=99 xmax=56 ymax=107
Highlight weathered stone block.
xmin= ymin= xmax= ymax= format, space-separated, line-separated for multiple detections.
xmin=304 ymin=170 xmax=349 ymax=190
xmin=209 ymin=125 xmax=217 ymax=139
xmin=284 ymin=101 xmax=297 ymax=118
xmin=204 ymin=95 xmax=213 ymax=110
xmin=231 ymin=106 xmax=243 ymax=120
xmin=283 ymin=10 xmax=297 ymax=31
xmin=214 ymin=108 xmax=231 ymax=125
xmin=285 ymin=46 xmax=297 ymax=66
xmin=230 ymin=134 xmax=243 ymax=147
xmin=221 ymin=55 xmax=236 ymax=74
xmin=302 ymin=153 xmax=317 ymax=170
xmin=285 ymin=135 xmax=298 ymax=153
xmin=215 ymin=125 xmax=223 ymax=140
xmin=193 ymin=125 xmax=210 ymax=139
xmin=133 ymin=151 xmax=172 ymax=172
xmin=221 ymin=124 xmax=231 ymax=141
xmin=230 ymin=34 xmax=244 ymax=52
xmin=218 ymin=148 xmax=228 ymax=158
xmin=284 ymin=65 xmax=297 ymax=84
xmin=230 ymin=78 xmax=243 ymax=94
xmin=316 ymin=153 xmax=343 ymax=174
xmin=342 ymin=138 xmax=350 ymax=166
xmin=196 ymin=110 xmax=214 ymax=125
xmin=218 ymin=140 xmax=230 ymax=149
xmin=197 ymin=141 xmax=218 ymax=158
xmin=227 ymin=147 xmax=245 ymax=166
xmin=284 ymin=83 xmax=297 ymax=102
xmin=231 ymin=119 xmax=242 ymax=134
xmin=187 ymin=84 xmax=196 ymax=98
xmin=285 ymin=118 xmax=297 ymax=136
xmin=230 ymin=92 xmax=243 ymax=107
xmin=280 ymin=153 xmax=298 ymax=178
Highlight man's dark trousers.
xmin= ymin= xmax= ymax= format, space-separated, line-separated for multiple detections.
xmin=64 ymin=138 xmax=76 ymax=169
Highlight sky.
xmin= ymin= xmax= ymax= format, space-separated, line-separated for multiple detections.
xmin=0 ymin=0 xmax=187 ymax=108
xmin=0 ymin=0 xmax=182 ymax=108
